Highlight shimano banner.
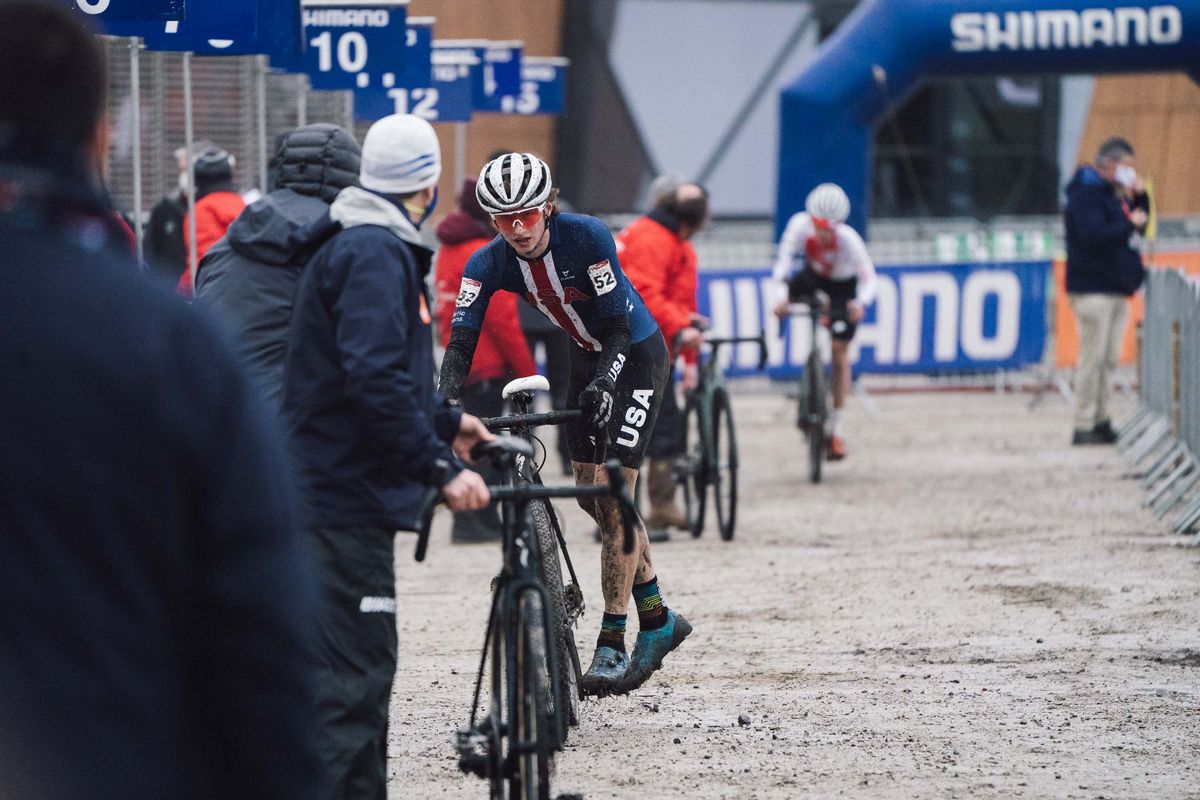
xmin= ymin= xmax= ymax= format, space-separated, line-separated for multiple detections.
xmin=777 ymin=0 xmax=1200 ymax=236
xmin=697 ymin=262 xmax=1049 ymax=378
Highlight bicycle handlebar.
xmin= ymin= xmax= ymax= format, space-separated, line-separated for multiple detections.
xmin=703 ymin=331 xmax=769 ymax=371
xmin=481 ymin=409 xmax=582 ymax=432
xmin=412 ymin=440 xmax=638 ymax=561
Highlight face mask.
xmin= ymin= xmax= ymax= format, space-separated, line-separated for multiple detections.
xmin=178 ymin=172 xmax=189 ymax=192
xmin=1115 ymin=165 xmax=1137 ymax=189
xmin=402 ymin=186 xmax=439 ymax=227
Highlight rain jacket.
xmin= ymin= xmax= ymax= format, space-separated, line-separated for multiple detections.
xmin=1064 ymin=164 xmax=1147 ymax=296
xmin=195 ymin=124 xmax=361 ymax=410
xmin=616 ymin=210 xmax=699 ymax=362
xmin=282 ymin=187 xmax=463 ymax=531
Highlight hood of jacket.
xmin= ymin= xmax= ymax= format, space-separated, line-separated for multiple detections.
xmin=436 ymin=210 xmax=494 ymax=245
xmin=328 ymin=185 xmax=425 ymax=247
xmin=274 ymin=123 xmax=361 ymax=204
xmin=1066 ymin=164 xmax=1110 ymax=197
xmin=223 ymin=188 xmax=332 ymax=266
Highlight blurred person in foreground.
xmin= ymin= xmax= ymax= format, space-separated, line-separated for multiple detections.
xmin=281 ymin=113 xmax=492 ymax=797
xmin=176 ymin=145 xmax=246 ymax=297
xmin=616 ymin=180 xmax=710 ymax=540
xmin=0 ymin=3 xmax=322 ymax=798
xmin=1064 ymin=136 xmax=1149 ymax=446
xmin=434 ymin=177 xmax=537 ymax=542
xmin=195 ymin=123 xmax=361 ymax=412
xmin=772 ymin=183 xmax=877 ymax=461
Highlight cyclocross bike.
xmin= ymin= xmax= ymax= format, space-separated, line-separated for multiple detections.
xmin=413 ymin=429 xmax=637 ymax=800
xmin=784 ymin=295 xmax=850 ymax=484
xmin=678 ymin=332 xmax=767 ymax=541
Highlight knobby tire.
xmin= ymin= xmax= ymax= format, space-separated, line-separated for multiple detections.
xmin=711 ymin=389 xmax=739 ymax=541
xmin=512 ymin=590 xmax=553 ymax=800
xmin=682 ymin=395 xmax=708 ymax=537
xmin=528 ymin=500 xmax=581 ymax=734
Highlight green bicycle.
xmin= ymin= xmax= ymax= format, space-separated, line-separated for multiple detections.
xmin=678 ymin=332 xmax=767 ymax=541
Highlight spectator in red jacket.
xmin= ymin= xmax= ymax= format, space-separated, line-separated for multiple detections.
xmin=177 ymin=147 xmax=245 ymax=297
xmin=617 ymin=182 xmax=709 ymax=538
xmin=435 ymin=178 xmax=537 ymax=542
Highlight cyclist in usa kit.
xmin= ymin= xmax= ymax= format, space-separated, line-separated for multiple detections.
xmin=771 ymin=183 xmax=877 ymax=461
xmin=439 ymin=153 xmax=692 ymax=696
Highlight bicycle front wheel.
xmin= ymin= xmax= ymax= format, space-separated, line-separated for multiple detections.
xmin=806 ymin=357 xmax=825 ymax=484
xmin=711 ymin=389 xmax=739 ymax=541
xmin=511 ymin=590 xmax=554 ymax=800
xmin=528 ymin=500 xmax=581 ymax=734
xmin=681 ymin=395 xmax=707 ymax=537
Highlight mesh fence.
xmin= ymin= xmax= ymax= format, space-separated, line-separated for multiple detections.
xmin=103 ymin=38 xmax=354 ymax=218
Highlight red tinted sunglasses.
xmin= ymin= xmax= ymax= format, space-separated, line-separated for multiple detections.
xmin=492 ymin=205 xmax=545 ymax=233
xmin=812 ymin=216 xmax=833 ymax=230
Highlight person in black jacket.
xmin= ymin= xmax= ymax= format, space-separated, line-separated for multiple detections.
xmin=196 ymin=123 xmax=361 ymax=411
xmin=1064 ymin=136 xmax=1149 ymax=445
xmin=0 ymin=4 xmax=322 ymax=798
xmin=281 ymin=113 xmax=492 ymax=798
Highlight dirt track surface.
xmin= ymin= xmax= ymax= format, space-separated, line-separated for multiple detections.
xmin=390 ymin=390 xmax=1200 ymax=799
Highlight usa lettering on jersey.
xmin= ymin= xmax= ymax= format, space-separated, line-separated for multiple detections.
xmin=588 ymin=260 xmax=617 ymax=295
xmin=456 ymin=277 xmax=482 ymax=307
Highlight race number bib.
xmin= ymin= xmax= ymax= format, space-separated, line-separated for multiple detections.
xmin=587 ymin=260 xmax=617 ymax=295
xmin=456 ymin=277 xmax=482 ymax=307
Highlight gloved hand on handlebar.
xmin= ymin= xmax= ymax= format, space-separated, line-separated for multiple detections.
xmin=579 ymin=378 xmax=615 ymax=431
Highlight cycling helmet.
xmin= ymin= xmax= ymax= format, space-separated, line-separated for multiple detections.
xmin=805 ymin=183 xmax=850 ymax=224
xmin=476 ymin=152 xmax=552 ymax=214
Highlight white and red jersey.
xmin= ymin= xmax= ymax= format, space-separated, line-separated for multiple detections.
xmin=771 ymin=212 xmax=877 ymax=306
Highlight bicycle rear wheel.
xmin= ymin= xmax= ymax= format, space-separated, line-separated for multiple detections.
xmin=806 ymin=356 xmax=825 ymax=484
xmin=511 ymin=590 xmax=554 ymax=800
xmin=710 ymin=389 xmax=739 ymax=541
xmin=681 ymin=395 xmax=707 ymax=537
xmin=528 ymin=500 xmax=581 ymax=734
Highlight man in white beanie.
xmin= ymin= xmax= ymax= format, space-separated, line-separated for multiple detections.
xmin=281 ymin=114 xmax=492 ymax=798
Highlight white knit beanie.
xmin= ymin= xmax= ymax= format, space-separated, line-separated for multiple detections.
xmin=359 ymin=114 xmax=441 ymax=194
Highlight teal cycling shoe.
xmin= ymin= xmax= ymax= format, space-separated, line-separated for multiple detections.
xmin=580 ymin=646 xmax=629 ymax=697
xmin=621 ymin=609 xmax=693 ymax=693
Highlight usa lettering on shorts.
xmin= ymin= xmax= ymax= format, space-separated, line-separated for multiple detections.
xmin=616 ymin=389 xmax=654 ymax=447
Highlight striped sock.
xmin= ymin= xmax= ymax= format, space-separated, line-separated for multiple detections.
xmin=597 ymin=612 xmax=627 ymax=653
xmin=633 ymin=577 xmax=668 ymax=631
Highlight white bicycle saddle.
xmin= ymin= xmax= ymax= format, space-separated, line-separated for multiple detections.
xmin=502 ymin=374 xmax=550 ymax=399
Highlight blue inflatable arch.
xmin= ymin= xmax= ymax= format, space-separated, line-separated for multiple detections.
xmin=777 ymin=0 xmax=1200 ymax=237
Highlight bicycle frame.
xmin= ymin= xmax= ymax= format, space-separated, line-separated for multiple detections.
xmin=414 ymin=433 xmax=637 ymax=799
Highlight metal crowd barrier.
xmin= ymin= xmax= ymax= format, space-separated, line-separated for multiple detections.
xmin=1117 ymin=269 xmax=1200 ymax=540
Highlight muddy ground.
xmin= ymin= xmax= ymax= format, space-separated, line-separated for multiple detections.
xmin=389 ymin=389 xmax=1200 ymax=799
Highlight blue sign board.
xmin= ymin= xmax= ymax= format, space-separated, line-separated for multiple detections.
xmin=695 ymin=262 xmax=1049 ymax=378
xmin=389 ymin=16 xmax=433 ymax=89
xmin=65 ymin=0 xmax=182 ymax=24
xmin=278 ymin=0 xmax=409 ymax=90
xmin=438 ymin=40 xmax=523 ymax=111
xmin=493 ymin=57 xmax=567 ymax=116
xmin=354 ymin=46 xmax=476 ymax=123
xmin=121 ymin=0 xmax=301 ymax=59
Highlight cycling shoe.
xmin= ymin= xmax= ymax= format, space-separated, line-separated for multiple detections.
xmin=621 ymin=609 xmax=692 ymax=693
xmin=580 ymin=645 xmax=628 ymax=697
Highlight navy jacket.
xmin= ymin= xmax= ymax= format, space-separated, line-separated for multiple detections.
xmin=0 ymin=165 xmax=321 ymax=799
xmin=282 ymin=187 xmax=463 ymax=531
xmin=196 ymin=124 xmax=361 ymax=411
xmin=1064 ymin=165 xmax=1146 ymax=296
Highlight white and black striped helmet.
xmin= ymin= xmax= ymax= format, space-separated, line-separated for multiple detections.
xmin=476 ymin=152 xmax=553 ymax=214
xmin=805 ymin=183 xmax=850 ymax=224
